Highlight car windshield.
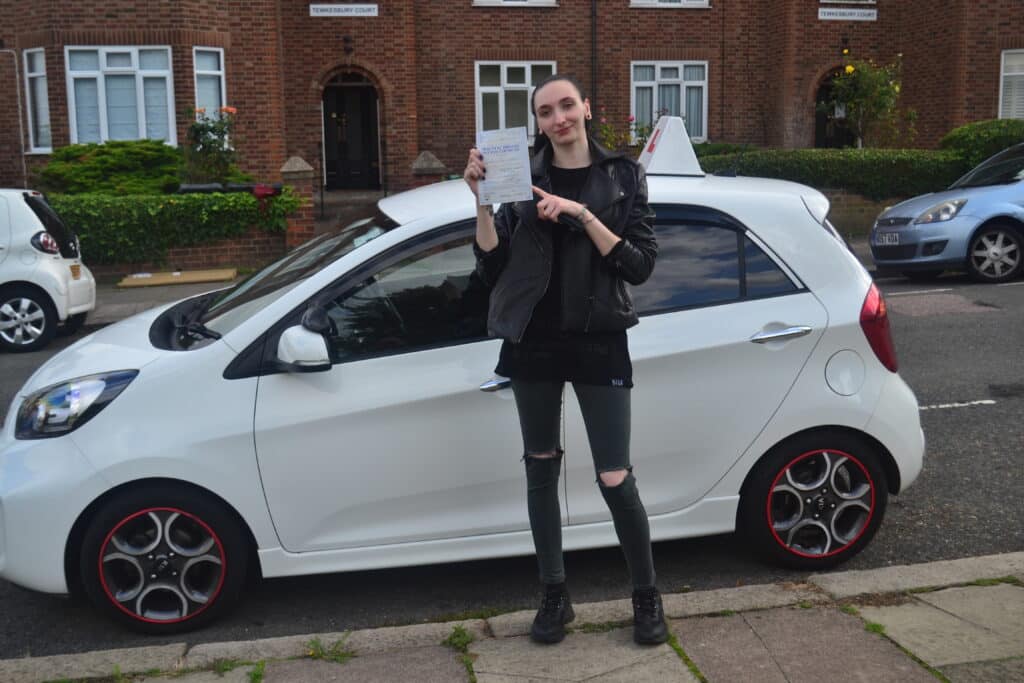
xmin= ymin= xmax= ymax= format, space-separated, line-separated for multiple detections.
xmin=200 ymin=207 xmax=398 ymax=333
xmin=949 ymin=145 xmax=1024 ymax=189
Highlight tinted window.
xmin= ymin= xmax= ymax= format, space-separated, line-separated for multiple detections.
xmin=744 ymin=236 xmax=798 ymax=298
xmin=326 ymin=235 xmax=489 ymax=362
xmin=949 ymin=144 xmax=1024 ymax=189
xmin=633 ymin=223 xmax=740 ymax=312
xmin=633 ymin=220 xmax=798 ymax=315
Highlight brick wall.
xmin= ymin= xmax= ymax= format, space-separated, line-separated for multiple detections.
xmin=1 ymin=0 xmax=1021 ymax=194
xmin=823 ymin=189 xmax=901 ymax=238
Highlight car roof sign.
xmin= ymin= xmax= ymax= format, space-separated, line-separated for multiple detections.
xmin=638 ymin=116 xmax=704 ymax=177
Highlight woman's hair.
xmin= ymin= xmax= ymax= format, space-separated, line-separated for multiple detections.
xmin=530 ymin=73 xmax=592 ymax=154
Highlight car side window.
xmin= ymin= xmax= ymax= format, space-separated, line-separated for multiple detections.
xmin=324 ymin=233 xmax=489 ymax=362
xmin=633 ymin=216 xmax=797 ymax=316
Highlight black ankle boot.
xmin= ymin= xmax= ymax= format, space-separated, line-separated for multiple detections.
xmin=530 ymin=582 xmax=575 ymax=644
xmin=632 ymin=586 xmax=669 ymax=644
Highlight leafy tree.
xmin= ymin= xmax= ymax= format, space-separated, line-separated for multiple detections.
xmin=821 ymin=50 xmax=916 ymax=148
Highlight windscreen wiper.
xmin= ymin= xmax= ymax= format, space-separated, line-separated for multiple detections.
xmin=172 ymin=311 xmax=222 ymax=341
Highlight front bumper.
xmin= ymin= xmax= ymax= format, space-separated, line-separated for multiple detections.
xmin=869 ymin=215 xmax=976 ymax=269
xmin=0 ymin=429 xmax=108 ymax=594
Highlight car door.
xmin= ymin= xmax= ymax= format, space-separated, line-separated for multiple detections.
xmin=0 ymin=196 xmax=10 ymax=267
xmin=253 ymin=223 xmax=554 ymax=552
xmin=564 ymin=205 xmax=828 ymax=524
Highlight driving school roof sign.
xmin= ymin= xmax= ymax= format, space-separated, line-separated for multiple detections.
xmin=310 ymin=4 xmax=379 ymax=17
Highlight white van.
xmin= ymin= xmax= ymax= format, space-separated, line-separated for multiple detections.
xmin=0 ymin=189 xmax=96 ymax=352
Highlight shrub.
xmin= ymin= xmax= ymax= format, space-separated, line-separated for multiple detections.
xmin=939 ymin=119 xmax=1024 ymax=167
xmin=49 ymin=188 xmax=302 ymax=265
xmin=693 ymin=142 xmax=758 ymax=157
xmin=699 ymin=148 xmax=969 ymax=200
xmin=36 ymin=140 xmax=183 ymax=195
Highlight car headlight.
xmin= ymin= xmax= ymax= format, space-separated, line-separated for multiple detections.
xmin=914 ymin=199 xmax=967 ymax=224
xmin=15 ymin=370 xmax=138 ymax=440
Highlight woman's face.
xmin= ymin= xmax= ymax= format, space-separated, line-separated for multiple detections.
xmin=533 ymin=80 xmax=590 ymax=147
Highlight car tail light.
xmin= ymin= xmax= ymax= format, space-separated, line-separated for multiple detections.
xmin=31 ymin=231 xmax=60 ymax=254
xmin=860 ymin=283 xmax=898 ymax=372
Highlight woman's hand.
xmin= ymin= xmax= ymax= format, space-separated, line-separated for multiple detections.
xmin=532 ymin=185 xmax=584 ymax=223
xmin=464 ymin=148 xmax=485 ymax=198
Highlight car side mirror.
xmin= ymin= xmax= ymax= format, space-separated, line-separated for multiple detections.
xmin=276 ymin=325 xmax=331 ymax=373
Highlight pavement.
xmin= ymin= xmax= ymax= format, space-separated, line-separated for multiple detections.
xmin=1 ymin=552 xmax=1021 ymax=682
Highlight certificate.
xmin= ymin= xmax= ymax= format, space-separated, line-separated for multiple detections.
xmin=475 ymin=127 xmax=533 ymax=206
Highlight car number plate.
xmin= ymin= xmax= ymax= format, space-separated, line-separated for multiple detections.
xmin=70 ymin=264 xmax=81 ymax=279
xmin=876 ymin=232 xmax=900 ymax=246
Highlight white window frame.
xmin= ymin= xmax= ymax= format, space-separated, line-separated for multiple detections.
xmin=472 ymin=1 xmax=558 ymax=7
xmin=193 ymin=47 xmax=227 ymax=119
xmin=818 ymin=1 xmax=876 ymax=4
xmin=24 ymin=48 xmax=52 ymax=152
xmin=630 ymin=60 xmax=709 ymax=142
xmin=64 ymin=45 xmax=177 ymax=145
xmin=474 ymin=61 xmax=556 ymax=144
xmin=999 ymin=49 xmax=1024 ymax=120
xmin=630 ymin=0 xmax=711 ymax=8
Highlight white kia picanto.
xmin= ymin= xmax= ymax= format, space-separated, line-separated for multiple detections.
xmin=0 ymin=119 xmax=924 ymax=633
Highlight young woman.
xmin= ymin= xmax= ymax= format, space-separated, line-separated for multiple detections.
xmin=463 ymin=74 xmax=665 ymax=645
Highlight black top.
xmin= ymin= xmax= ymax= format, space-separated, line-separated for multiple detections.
xmin=495 ymin=164 xmax=633 ymax=388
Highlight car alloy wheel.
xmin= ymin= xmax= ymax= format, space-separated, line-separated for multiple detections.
xmin=80 ymin=486 xmax=248 ymax=633
xmin=967 ymin=223 xmax=1023 ymax=283
xmin=0 ymin=285 xmax=57 ymax=352
xmin=739 ymin=432 xmax=888 ymax=570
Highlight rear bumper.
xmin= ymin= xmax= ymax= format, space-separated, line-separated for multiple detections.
xmin=864 ymin=372 xmax=925 ymax=493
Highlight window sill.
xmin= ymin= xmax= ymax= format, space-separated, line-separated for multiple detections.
xmin=26 ymin=148 xmax=53 ymax=155
xmin=629 ymin=2 xmax=711 ymax=8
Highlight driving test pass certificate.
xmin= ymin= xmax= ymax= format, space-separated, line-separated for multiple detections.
xmin=476 ymin=127 xmax=533 ymax=206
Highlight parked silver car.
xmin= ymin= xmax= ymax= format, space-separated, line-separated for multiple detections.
xmin=870 ymin=143 xmax=1024 ymax=283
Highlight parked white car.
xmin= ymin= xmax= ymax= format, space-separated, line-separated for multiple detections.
xmin=0 ymin=120 xmax=923 ymax=633
xmin=0 ymin=189 xmax=96 ymax=352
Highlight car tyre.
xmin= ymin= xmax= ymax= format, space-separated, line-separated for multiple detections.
xmin=57 ymin=312 xmax=89 ymax=337
xmin=79 ymin=484 xmax=249 ymax=634
xmin=738 ymin=432 xmax=888 ymax=571
xmin=901 ymin=269 xmax=943 ymax=282
xmin=0 ymin=284 xmax=58 ymax=352
xmin=966 ymin=222 xmax=1023 ymax=283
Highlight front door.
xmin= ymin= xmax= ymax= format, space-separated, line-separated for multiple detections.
xmin=253 ymin=224 xmax=551 ymax=552
xmin=324 ymin=81 xmax=380 ymax=190
xmin=815 ymin=79 xmax=857 ymax=149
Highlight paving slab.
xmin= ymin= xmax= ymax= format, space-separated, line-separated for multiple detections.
xmin=743 ymin=607 xmax=935 ymax=682
xmin=263 ymin=646 xmax=469 ymax=682
xmin=859 ymin=602 xmax=1022 ymax=667
xmin=915 ymin=583 xmax=1024 ymax=640
xmin=674 ymin=613 xmax=788 ymax=683
xmin=471 ymin=627 xmax=681 ymax=682
xmin=663 ymin=582 xmax=825 ymax=618
xmin=809 ymin=552 xmax=1024 ymax=599
xmin=941 ymin=656 xmax=1024 ymax=683
xmin=0 ymin=643 xmax=186 ymax=683
xmin=139 ymin=666 xmax=255 ymax=683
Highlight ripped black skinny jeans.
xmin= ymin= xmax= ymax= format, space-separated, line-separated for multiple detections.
xmin=511 ymin=378 xmax=656 ymax=589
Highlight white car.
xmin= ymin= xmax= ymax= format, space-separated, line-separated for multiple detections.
xmin=0 ymin=189 xmax=96 ymax=352
xmin=0 ymin=120 xmax=923 ymax=633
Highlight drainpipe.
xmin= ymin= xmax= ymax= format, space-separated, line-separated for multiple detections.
xmin=591 ymin=0 xmax=598 ymax=106
xmin=1 ymin=48 xmax=29 ymax=188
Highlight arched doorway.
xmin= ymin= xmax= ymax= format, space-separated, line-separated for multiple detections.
xmin=814 ymin=75 xmax=857 ymax=149
xmin=322 ymin=72 xmax=381 ymax=190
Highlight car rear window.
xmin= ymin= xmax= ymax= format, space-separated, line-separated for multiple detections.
xmin=23 ymin=193 xmax=79 ymax=258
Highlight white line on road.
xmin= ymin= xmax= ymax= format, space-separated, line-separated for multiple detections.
xmin=996 ymin=281 xmax=1024 ymax=287
xmin=887 ymin=288 xmax=954 ymax=297
xmin=919 ymin=399 xmax=997 ymax=411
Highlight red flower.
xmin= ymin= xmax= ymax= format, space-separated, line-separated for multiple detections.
xmin=627 ymin=115 xmax=635 ymax=122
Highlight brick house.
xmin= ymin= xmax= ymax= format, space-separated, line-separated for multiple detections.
xmin=1 ymin=0 xmax=1021 ymax=193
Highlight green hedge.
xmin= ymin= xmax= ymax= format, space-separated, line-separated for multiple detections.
xmin=699 ymin=148 xmax=969 ymax=200
xmin=692 ymin=142 xmax=758 ymax=157
xmin=939 ymin=119 xmax=1024 ymax=168
xmin=37 ymin=140 xmax=184 ymax=195
xmin=49 ymin=189 xmax=302 ymax=265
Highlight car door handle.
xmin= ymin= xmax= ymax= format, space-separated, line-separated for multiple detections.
xmin=750 ymin=326 xmax=813 ymax=344
xmin=479 ymin=376 xmax=512 ymax=392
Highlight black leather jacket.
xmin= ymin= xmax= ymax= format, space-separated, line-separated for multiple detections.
xmin=474 ymin=138 xmax=658 ymax=342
